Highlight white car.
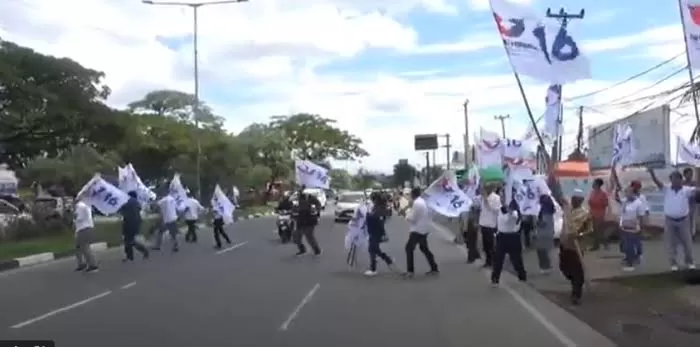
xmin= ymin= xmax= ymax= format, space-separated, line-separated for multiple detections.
xmin=334 ymin=191 xmax=365 ymax=223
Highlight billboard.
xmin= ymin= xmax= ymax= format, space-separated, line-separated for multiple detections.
xmin=587 ymin=104 xmax=670 ymax=170
xmin=414 ymin=134 xmax=438 ymax=150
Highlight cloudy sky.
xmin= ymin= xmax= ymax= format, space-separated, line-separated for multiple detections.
xmin=0 ymin=0 xmax=694 ymax=173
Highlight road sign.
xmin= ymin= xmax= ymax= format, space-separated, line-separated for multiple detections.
xmin=398 ymin=159 xmax=408 ymax=165
xmin=414 ymin=134 xmax=438 ymax=150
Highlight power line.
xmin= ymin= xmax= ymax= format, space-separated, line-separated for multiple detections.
xmin=565 ymin=53 xmax=684 ymax=102
xmin=587 ymin=67 xmax=687 ymax=109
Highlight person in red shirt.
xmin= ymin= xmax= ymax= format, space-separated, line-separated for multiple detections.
xmin=588 ymin=178 xmax=610 ymax=251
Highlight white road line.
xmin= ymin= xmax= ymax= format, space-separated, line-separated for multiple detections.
xmin=279 ymin=283 xmax=320 ymax=331
xmin=216 ymin=241 xmax=248 ymax=255
xmin=120 ymin=281 xmax=137 ymax=290
xmin=430 ymin=221 xmax=577 ymax=347
xmin=11 ymin=291 xmax=112 ymax=329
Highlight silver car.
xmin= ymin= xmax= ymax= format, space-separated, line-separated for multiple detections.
xmin=334 ymin=192 xmax=365 ymax=223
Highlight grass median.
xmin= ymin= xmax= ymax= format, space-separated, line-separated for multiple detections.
xmin=0 ymin=219 xmax=158 ymax=263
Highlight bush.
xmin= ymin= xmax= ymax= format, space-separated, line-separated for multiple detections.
xmin=0 ymin=210 xmax=70 ymax=242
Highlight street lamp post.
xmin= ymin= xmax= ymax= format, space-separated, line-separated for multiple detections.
xmin=142 ymin=0 xmax=249 ymax=200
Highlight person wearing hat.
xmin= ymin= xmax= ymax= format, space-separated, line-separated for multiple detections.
xmin=120 ymin=191 xmax=149 ymax=261
xmin=548 ymin=176 xmax=592 ymax=305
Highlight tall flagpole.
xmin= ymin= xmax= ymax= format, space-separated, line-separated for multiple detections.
xmin=677 ymin=0 xmax=700 ymax=143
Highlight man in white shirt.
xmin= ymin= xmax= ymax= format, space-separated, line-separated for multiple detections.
xmin=152 ymin=194 xmax=180 ymax=252
xmin=403 ymin=187 xmax=438 ymax=277
xmin=184 ymin=193 xmax=204 ymax=243
xmin=478 ymin=185 xmax=502 ymax=268
xmin=648 ymin=168 xmax=696 ymax=270
xmin=73 ymin=197 xmax=99 ymax=273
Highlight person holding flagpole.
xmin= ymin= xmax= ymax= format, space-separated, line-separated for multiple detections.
xmin=364 ymin=192 xmax=399 ymax=276
xmin=153 ymin=192 xmax=180 ymax=253
xmin=212 ymin=208 xmax=232 ymax=250
xmin=120 ymin=191 xmax=149 ymax=262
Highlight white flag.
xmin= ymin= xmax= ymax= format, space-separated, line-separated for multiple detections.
xmin=344 ymin=203 xmax=369 ymax=250
xmin=544 ymin=84 xmax=562 ymax=137
xmin=476 ymin=128 xmax=503 ymax=168
xmin=680 ymin=1 xmax=700 ymax=69
xmin=423 ymin=171 xmax=473 ymax=217
xmin=611 ymin=124 xmax=635 ymax=166
xmin=295 ymin=160 xmax=330 ymax=189
xmin=119 ymin=164 xmax=155 ymax=204
xmin=677 ymin=135 xmax=700 ymax=165
xmin=211 ymin=184 xmax=235 ymax=225
xmin=76 ymin=175 xmax=129 ymax=215
xmin=489 ymin=0 xmax=591 ymax=84
xmin=169 ymin=174 xmax=188 ymax=212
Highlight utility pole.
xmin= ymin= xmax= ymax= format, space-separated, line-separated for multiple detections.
xmin=546 ymin=7 xmax=584 ymax=162
xmin=494 ymin=114 xmax=510 ymax=138
xmin=424 ymin=152 xmax=430 ymax=186
xmin=443 ymin=134 xmax=451 ymax=170
xmin=463 ymin=99 xmax=470 ymax=169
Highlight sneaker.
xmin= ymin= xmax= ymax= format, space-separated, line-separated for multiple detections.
xmin=571 ymin=297 xmax=582 ymax=306
xmin=425 ymin=270 xmax=440 ymax=276
xmin=363 ymin=270 xmax=378 ymax=277
xmin=491 ymin=281 xmax=500 ymax=288
xmin=121 ymin=258 xmax=133 ymax=263
xmin=402 ymin=272 xmax=414 ymax=279
xmin=539 ymin=269 xmax=551 ymax=275
xmin=622 ymin=266 xmax=635 ymax=272
xmin=671 ymin=265 xmax=680 ymax=272
xmin=85 ymin=266 xmax=99 ymax=273
xmin=295 ymin=250 xmax=307 ymax=256
xmin=313 ymin=250 xmax=322 ymax=257
xmin=688 ymin=264 xmax=697 ymax=270
xmin=75 ymin=264 xmax=87 ymax=272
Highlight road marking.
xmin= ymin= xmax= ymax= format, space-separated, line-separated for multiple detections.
xmin=279 ymin=283 xmax=320 ymax=331
xmin=216 ymin=241 xmax=248 ymax=255
xmin=120 ymin=281 xmax=137 ymax=290
xmin=11 ymin=291 xmax=112 ymax=329
xmin=430 ymin=221 xmax=577 ymax=347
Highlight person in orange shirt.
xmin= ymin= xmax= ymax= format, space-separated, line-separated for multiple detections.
xmin=588 ymin=178 xmax=609 ymax=251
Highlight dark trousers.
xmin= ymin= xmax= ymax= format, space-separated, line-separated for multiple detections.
xmin=294 ymin=225 xmax=321 ymax=254
xmin=368 ymin=237 xmax=392 ymax=271
xmin=590 ymin=218 xmax=608 ymax=250
xmin=405 ymin=231 xmax=438 ymax=273
xmin=123 ymin=225 xmax=148 ymax=260
xmin=491 ymin=232 xmax=527 ymax=283
xmin=463 ymin=222 xmax=481 ymax=262
xmin=213 ymin=220 xmax=231 ymax=248
xmin=559 ymin=246 xmax=585 ymax=301
xmin=185 ymin=220 xmax=198 ymax=243
xmin=520 ymin=217 xmax=534 ymax=248
xmin=480 ymin=226 xmax=496 ymax=267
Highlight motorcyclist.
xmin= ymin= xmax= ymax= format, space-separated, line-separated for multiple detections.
xmin=277 ymin=191 xmax=294 ymax=211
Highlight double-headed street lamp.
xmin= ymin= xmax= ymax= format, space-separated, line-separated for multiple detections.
xmin=142 ymin=0 xmax=250 ymax=200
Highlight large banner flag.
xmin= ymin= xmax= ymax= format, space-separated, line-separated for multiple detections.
xmin=476 ymin=128 xmax=503 ymax=168
xmin=680 ymin=0 xmax=700 ymax=69
xmin=611 ymin=123 xmax=635 ymax=166
xmin=423 ymin=171 xmax=473 ymax=218
xmin=118 ymin=164 xmax=155 ymax=204
xmin=295 ymin=160 xmax=330 ymax=189
xmin=169 ymin=174 xmax=188 ymax=212
xmin=489 ymin=0 xmax=591 ymax=84
xmin=77 ymin=174 xmax=129 ymax=215
xmin=677 ymin=135 xmax=700 ymax=165
xmin=211 ymin=184 xmax=235 ymax=225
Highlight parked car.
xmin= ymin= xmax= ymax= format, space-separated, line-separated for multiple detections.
xmin=334 ymin=191 xmax=365 ymax=223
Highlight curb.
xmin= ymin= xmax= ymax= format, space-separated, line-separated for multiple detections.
xmin=238 ymin=211 xmax=275 ymax=220
xmin=0 ymin=242 xmax=110 ymax=273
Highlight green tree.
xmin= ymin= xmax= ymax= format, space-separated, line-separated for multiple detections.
xmin=237 ymin=123 xmax=292 ymax=181
xmin=128 ymin=89 xmax=224 ymax=129
xmin=21 ymin=145 xmax=121 ymax=195
xmin=392 ymin=161 xmax=417 ymax=187
xmin=269 ymin=113 xmax=369 ymax=162
xmin=329 ymin=168 xmax=352 ymax=189
xmin=0 ymin=38 xmax=117 ymax=168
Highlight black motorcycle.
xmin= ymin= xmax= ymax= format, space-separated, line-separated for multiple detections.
xmin=276 ymin=210 xmax=294 ymax=243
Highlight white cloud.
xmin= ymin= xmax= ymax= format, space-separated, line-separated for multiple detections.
xmin=467 ymin=0 xmax=535 ymax=12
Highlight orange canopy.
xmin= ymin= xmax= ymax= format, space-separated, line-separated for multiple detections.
xmin=553 ymin=160 xmax=590 ymax=177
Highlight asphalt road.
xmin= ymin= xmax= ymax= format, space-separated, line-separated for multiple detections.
xmin=0 ymin=212 xmax=615 ymax=347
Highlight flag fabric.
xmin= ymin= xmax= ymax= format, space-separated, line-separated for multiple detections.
xmin=544 ymin=84 xmax=562 ymax=137
xmin=611 ymin=123 xmax=635 ymax=166
xmin=680 ymin=0 xmax=700 ymax=69
xmin=76 ymin=175 xmax=129 ymax=215
xmin=169 ymin=174 xmax=188 ymax=212
xmin=489 ymin=0 xmax=591 ymax=84
xmin=423 ymin=171 xmax=473 ymax=218
xmin=295 ymin=160 xmax=330 ymax=189
xmin=677 ymin=135 xmax=700 ymax=165
xmin=211 ymin=184 xmax=236 ymax=225
xmin=118 ymin=164 xmax=155 ymax=204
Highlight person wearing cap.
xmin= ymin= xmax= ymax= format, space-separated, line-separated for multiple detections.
xmin=120 ymin=191 xmax=149 ymax=262
xmin=548 ymin=175 xmax=592 ymax=305
xmin=648 ymin=167 xmax=697 ymax=271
